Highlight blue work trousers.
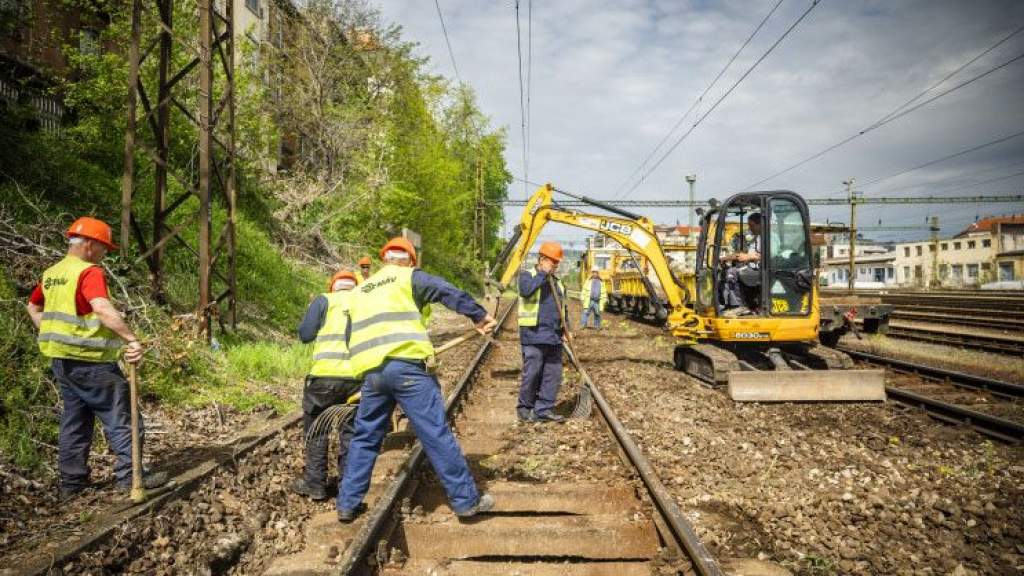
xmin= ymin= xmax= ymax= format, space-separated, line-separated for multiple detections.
xmin=579 ymin=301 xmax=602 ymax=328
xmin=518 ymin=344 xmax=563 ymax=416
xmin=52 ymin=359 xmax=140 ymax=489
xmin=339 ymin=359 xmax=479 ymax=514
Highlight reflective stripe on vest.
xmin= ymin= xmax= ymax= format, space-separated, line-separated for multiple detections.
xmin=347 ymin=265 xmax=434 ymax=376
xmin=517 ymin=269 xmax=563 ymax=327
xmin=37 ymin=255 xmax=121 ymax=362
xmin=309 ymin=291 xmax=357 ymax=378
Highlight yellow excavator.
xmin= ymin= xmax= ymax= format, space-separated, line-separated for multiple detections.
xmin=493 ymin=183 xmax=885 ymax=402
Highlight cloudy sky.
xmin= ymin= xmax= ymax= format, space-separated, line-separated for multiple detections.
xmin=374 ymin=0 xmax=1024 ymax=248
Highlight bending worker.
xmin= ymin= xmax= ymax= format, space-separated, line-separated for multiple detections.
xmin=338 ymin=237 xmax=498 ymax=521
xmin=26 ymin=217 xmax=167 ymax=499
xmin=579 ymin=270 xmax=607 ymax=329
xmin=292 ymin=269 xmax=361 ymax=501
xmin=516 ymin=241 xmax=568 ymax=423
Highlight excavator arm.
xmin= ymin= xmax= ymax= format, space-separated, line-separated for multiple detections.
xmin=493 ymin=184 xmax=702 ymax=341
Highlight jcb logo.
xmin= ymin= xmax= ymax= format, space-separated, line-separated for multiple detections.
xmin=600 ymin=220 xmax=633 ymax=235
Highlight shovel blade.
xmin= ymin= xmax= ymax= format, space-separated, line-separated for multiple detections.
xmin=728 ymin=369 xmax=886 ymax=402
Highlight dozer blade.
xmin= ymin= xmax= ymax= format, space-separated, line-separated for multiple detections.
xmin=727 ymin=369 xmax=886 ymax=402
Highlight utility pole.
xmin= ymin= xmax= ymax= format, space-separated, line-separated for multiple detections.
xmin=929 ymin=215 xmax=940 ymax=288
xmin=685 ymin=174 xmax=697 ymax=243
xmin=844 ymin=178 xmax=856 ymax=294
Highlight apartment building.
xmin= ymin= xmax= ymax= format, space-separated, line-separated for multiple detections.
xmin=818 ymin=239 xmax=896 ymax=288
xmin=891 ymin=214 xmax=1024 ymax=288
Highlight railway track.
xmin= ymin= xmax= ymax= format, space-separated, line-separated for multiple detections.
xmin=838 ymin=348 xmax=1024 ymax=443
xmin=263 ymin=302 xmax=723 ymax=576
xmin=872 ymin=322 xmax=1024 ymax=355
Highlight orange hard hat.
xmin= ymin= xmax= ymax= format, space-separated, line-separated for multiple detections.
xmin=66 ymin=216 xmax=117 ymax=250
xmin=328 ymin=269 xmax=358 ymax=291
xmin=380 ymin=237 xmax=417 ymax=265
xmin=358 ymin=256 xmax=371 ymax=267
xmin=538 ymin=241 xmax=563 ymax=263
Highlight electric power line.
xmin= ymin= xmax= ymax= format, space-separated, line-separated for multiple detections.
xmin=875 ymin=157 xmax=1024 ymax=194
xmin=860 ymin=127 xmax=1024 ymax=188
xmin=526 ymin=0 xmax=533 ymax=187
xmin=433 ymin=0 xmax=461 ymax=84
xmin=621 ymin=0 xmax=825 ymax=200
xmin=611 ymin=0 xmax=786 ymax=198
xmin=744 ymin=32 xmax=1024 ymax=190
xmin=512 ymin=1 xmax=528 ymax=196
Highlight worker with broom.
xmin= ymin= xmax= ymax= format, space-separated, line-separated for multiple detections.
xmin=26 ymin=216 xmax=167 ymax=500
xmin=292 ymin=269 xmax=363 ymax=500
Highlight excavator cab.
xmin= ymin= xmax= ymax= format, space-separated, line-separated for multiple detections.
xmin=696 ymin=192 xmax=815 ymax=322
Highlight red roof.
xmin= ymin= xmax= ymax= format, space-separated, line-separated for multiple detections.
xmin=956 ymin=214 xmax=1024 ymax=237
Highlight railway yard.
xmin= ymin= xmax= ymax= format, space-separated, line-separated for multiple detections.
xmin=3 ymin=290 xmax=1022 ymax=576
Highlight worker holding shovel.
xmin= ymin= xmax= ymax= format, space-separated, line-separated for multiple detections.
xmin=26 ymin=216 xmax=167 ymax=501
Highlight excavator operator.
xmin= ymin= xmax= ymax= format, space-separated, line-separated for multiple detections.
xmin=721 ymin=212 xmax=761 ymax=316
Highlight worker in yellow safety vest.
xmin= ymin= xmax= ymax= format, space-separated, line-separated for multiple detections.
xmin=292 ymin=269 xmax=361 ymax=500
xmin=26 ymin=216 xmax=167 ymax=500
xmin=579 ymin=270 xmax=608 ymax=329
xmin=516 ymin=241 xmax=570 ymax=423
xmin=337 ymin=237 xmax=497 ymax=522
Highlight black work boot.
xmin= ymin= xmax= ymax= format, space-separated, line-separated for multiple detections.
xmin=534 ymin=411 xmax=566 ymax=423
xmin=337 ymin=502 xmax=367 ymax=523
xmin=59 ymin=483 xmax=89 ymax=502
xmin=290 ymin=477 xmax=328 ymax=501
xmin=118 ymin=471 xmax=169 ymax=492
xmin=516 ymin=407 xmax=535 ymax=422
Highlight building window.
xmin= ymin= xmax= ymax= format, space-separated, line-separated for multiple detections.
xmin=983 ymin=239 xmax=991 ymax=248
xmin=954 ymin=242 xmax=961 ymax=250
xmin=903 ymin=247 xmax=910 ymax=257
xmin=80 ymin=29 xmax=100 ymax=56
xmin=838 ymin=248 xmax=845 ymax=256
xmin=939 ymin=264 xmax=948 ymax=279
xmin=941 ymin=243 xmax=948 ymax=250
xmin=887 ymin=268 xmax=894 ymax=280
xmin=967 ymin=264 xmax=979 ymax=279
xmin=914 ymin=265 xmax=923 ymax=279
xmin=952 ymin=264 xmax=963 ymax=279
xmin=915 ymin=246 xmax=922 ymax=256
xmin=929 ymin=245 xmax=935 ymax=252
xmin=968 ymin=240 xmax=976 ymax=249
xmin=246 ymin=0 xmax=261 ymax=16
xmin=999 ymin=262 xmax=1015 ymax=281
xmin=903 ymin=266 xmax=910 ymax=279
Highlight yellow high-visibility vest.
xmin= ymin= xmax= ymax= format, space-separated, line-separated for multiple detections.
xmin=580 ymin=277 xmax=608 ymax=310
xmin=518 ymin=269 xmax=564 ymax=327
xmin=309 ymin=290 xmax=357 ymax=378
xmin=348 ymin=265 xmax=434 ymax=376
xmin=37 ymin=255 xmax=121 ymax=362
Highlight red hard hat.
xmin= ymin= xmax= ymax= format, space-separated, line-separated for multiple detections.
xmin=538 ymin=241 xmax=563 ymax=263
xmin=380 ymin=237 xmax=417 ymax=265
xmin=328 ymin=269 xmax=358 ymax=291
xmin=358 ymin=256 xmax=372 ymax=266
xmin=66 ymin=216 xmax=117 ymax=250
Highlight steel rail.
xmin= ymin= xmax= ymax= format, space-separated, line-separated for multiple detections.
xmin=579 ymin=360 xmax=723 ymax=575
xmin=338 ymin=302 xmax=514 ymax=575
xmin=838 ymin=348 xmax=1024 ymax=398
xmin=881 ymin=326 xmax=1024 ymax=355
xmin=884 ymin=387 xmax=1024 ymax=443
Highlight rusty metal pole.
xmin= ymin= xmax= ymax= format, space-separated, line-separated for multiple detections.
xmin=197 ymin=0 xmax=213 ymax=339
xmin=152 ymin=0 xmax=172 ymax=302
xmin=225 ymin=0 xmax=238 ymax=329
xmin=120 ymin=0 xmax=141 ymax=252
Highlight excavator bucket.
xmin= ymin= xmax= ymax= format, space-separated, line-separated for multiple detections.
xmin=727 ymin=369 xmax=886 ymax=402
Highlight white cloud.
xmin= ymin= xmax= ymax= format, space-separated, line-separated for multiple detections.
xmin=374 ymin=0 xmax=1024 ymax=244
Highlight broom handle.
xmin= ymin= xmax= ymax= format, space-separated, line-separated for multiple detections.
xmin=128 ymin=362 xmax=145 ymax=503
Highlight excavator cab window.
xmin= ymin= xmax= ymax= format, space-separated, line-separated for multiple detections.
xmin=766 ymin=197 xmax=813 ymax=316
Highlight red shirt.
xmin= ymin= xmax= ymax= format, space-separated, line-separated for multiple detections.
xmin=29 ymin=266 xmax=110 ymax=316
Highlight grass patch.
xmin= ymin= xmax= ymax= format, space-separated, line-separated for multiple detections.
xmin=225 ymin=341 xmax=312 ymax=382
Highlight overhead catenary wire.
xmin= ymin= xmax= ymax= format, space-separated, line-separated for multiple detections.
xmin=859 ymin=127 xmax=1024 ymax=188
xmin=515 ymin=1 xmax=529 ymax=198
xmin=744 ymin=27 xmax=1024 ymax=190
xmin=620 ymin=0 xmax=825 ymax=200
xmin=611 ymin=0 xmax=787 ymax=199
xmin=526 ymin=0 xmax=533 ymax=186
xmin=433 ymin=0 xmax=461 ymax=85
xmin=874 ymin=157 xmax=1024 ymax=194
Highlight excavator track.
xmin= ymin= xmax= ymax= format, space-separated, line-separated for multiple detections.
xmin=780 ymin=342 xmax=855 ymax=370
xmin=673 ymin=343 xmax=740 ymax=387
